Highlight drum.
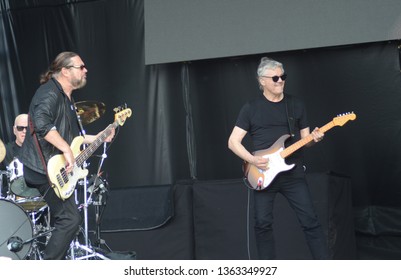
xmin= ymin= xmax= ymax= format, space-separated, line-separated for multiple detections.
xmin=0 ymin=199 xmax=33 ymax=260
xmin=8 ymin=158 xmax=41 ymax=198
xmin=15 ymin=196 xmax=47 ymax=212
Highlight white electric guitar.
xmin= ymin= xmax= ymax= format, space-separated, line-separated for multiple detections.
xmin=47 ymin=107 xmax=132 ymax=200
xmin=243 ymin=112 xmax=356 ymax=190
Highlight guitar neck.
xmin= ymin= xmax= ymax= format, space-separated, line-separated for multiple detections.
xmin=75 ymin=122 xmax=118 ymax=167
xmin=280 ymin=120 xmax=336 ymax=158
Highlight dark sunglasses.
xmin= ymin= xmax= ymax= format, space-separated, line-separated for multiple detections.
xmin=16 ymin=126 xmax=28 ymax=132
xmin=66 ymin=64 xmax=86 ymax=70
xmin=261 ymin=74 xmax=287 ymax=82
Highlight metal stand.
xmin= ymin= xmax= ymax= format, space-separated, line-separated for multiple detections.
xmin=68 ymin=140 xmax=110 ymax=260
xmin=24 ymin=207 xmax=53 ymax=260
xmin=26 ymin=228 xmax=53 ymax=260
xmin=91 ymin=173 xmax=111 ymax=252
xmin=68 ymin=227 xmax=109 ymax=260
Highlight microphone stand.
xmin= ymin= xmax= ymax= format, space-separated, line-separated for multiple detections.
xmin=90 ymin=142 xmax=111 ymax=252
xmin=68 ymin=112 xmax=110 ymax=260
xmin=76 ymin=114 xmax=90 ymax=248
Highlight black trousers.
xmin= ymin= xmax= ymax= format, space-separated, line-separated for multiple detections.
xmin=31 ymin=182 xmax=82 ymax=260
xmin=253 ymin=171 xmax=329 ymax=260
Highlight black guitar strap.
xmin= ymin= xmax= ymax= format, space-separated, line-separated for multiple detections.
xmin=285 ymin=94 xmax=295 ymax=138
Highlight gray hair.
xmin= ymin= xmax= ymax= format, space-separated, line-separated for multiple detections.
xmin=256 ymin=57 xmax=284 ymax=77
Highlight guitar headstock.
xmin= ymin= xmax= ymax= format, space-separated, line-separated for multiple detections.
xmin=114 ymin=104 xmax=132 ymax=126
xmin=333 ymin=112 xmax=356 ymax=126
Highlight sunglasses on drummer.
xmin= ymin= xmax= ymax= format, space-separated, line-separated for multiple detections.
xmin=260 ymin=74 xmax=287 ymax=82
xmin=15 ymin=126 xmax=28 ymax=132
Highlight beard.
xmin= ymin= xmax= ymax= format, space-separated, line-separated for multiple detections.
xmin=71 ymin=76 xmax=87 ymax=89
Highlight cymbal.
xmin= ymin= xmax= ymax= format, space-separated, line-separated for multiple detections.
xmin=75 ymin=101 xmax=106 ymax=125
xmin=0 ymin=138 xmax=5 ymax=163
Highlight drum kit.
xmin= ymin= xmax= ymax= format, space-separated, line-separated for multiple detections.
xmin=0 ymin=101 xmax=111 ymax=260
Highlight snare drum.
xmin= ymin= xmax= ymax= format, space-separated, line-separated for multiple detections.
xmin=15 ymin=196 xmax=47 ymax=212
xmin=0 ymin=199 xmax=33 ymax=259
xmin=8 ymin=158 xmax=41 ymax=198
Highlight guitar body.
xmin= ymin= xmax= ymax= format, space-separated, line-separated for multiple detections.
xmin=47 ymin=136 xmax=89 ymax=200
xmin=46 ymin=107 xmax=132 ymax=200
xmin=244 ymin=134 xmax=295 ymax=191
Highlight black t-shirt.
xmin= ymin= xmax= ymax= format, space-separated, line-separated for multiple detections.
xmin=235 ymin=94 xmax=309 ymax=165
xmin=4 ymin=141 xmax=22 ymax=166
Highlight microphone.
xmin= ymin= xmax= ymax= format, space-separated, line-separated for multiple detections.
xmin=7 ymin=236 xmax=24 ymax=252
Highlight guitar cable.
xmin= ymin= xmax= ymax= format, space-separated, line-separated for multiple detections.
xmin=246 ymin=186 xmax=251 ymax=260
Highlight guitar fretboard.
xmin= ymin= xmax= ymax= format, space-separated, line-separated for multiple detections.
xmin=280 ymin=121 xmax=335 ymax=158
xmin=75 ymin=122 xmax=118 ymax=167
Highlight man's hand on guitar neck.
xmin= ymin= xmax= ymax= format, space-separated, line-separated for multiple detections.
xmin=303 ymin=127 xmax=324 ymax=147
xmin=311 ymin=127 xmax=324 ymax=142
xmin=104 ymin=127 xmax=115 ymax=142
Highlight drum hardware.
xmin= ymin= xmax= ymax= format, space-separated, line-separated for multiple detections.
xmin=26 ymin=205 xmax=52 ymax=260
xmin=67 ymin=113 xmax=110 ymax=260
xmin=68 ymin=234 xmax=109 ymax=260
xmin=26 ymin=228 xmax=53 ymax=260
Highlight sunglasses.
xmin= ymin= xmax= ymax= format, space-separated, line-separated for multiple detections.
xmin=16 ymin=126 xmax=28 ymax=132
xmin=66 ymin=64 xmax=86 ymax=70
xmin=260 ymin=74 xmax=287 ymax=82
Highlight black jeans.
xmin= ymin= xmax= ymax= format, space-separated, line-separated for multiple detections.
xmin=36 ymin=183 xmax=82 ymax=259
xmin=253 ymin=172 xmax=329 ymax=260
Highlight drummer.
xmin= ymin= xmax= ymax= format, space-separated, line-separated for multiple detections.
xmin=3 ymin=114 xmax=28 ymax=166
xmin=0 ymin=114 xmax=28 ymax=197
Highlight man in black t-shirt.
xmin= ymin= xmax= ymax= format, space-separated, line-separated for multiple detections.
xmin=228 ymin=57 xmax=328 ymax=259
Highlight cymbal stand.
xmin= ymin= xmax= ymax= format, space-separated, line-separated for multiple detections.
xmin=68 ymin=114 xmax=108 ymax=260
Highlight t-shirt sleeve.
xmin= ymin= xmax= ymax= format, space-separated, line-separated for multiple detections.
xmin=235 ymin=102 xmax=251 ymax=131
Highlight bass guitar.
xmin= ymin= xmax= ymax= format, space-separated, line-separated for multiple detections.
xmin=47 ymin=106 xmax=132 ymax=200
xmin=243 ymin=112 xmax=356 ymax=190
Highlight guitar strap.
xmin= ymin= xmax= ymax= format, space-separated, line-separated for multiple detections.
xmin=71 ymin=96 xmax=86 ymax=137
xmin=285 ymin=94 xmax=295 ymax=138
xmin=28 ymin=114 xmax=59 ymax=196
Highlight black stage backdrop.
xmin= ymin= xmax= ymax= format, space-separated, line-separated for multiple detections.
xmin=1 ymin=0 xmax=401 ymax=259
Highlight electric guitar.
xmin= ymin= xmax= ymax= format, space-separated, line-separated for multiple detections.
xmin=47 ymin=106 xmax=132 ymax=200
xmin=243 ymin=112 xmax=356 ymax=191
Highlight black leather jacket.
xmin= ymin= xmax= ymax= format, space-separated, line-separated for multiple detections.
xmin=20 ymin=78 xmax=79 ymax=174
